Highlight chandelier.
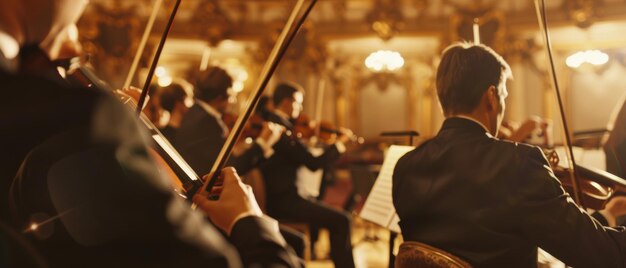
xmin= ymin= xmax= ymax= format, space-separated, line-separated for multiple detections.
xmin=565 ymin=50 xmax=609 ymax=68
xmin=364 ymin=50 xmax=405 ymax=72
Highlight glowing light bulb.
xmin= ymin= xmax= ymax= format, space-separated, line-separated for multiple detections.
xmin=566 ymin=50 xmax=609 ymax=68
xmin=155 ymin=66 xmax=167 ymax=77
xmin=158 ymin=76 xmax=172 ymax=87
xmin=365 ymin=50 xmax=405 ymax=72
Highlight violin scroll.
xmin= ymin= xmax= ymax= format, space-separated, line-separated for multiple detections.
xmin=543 ymin=149 xmax=613 ymax=210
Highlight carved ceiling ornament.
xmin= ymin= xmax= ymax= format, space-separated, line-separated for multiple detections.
xmin=450 ymin=8 xmax=507 ymax=53
xmin=501 ymin=36 xmax=541 ymax=63
xmin=250 ymin=19 xmax=284 ymax=65
xmin=332 ymin=1 xmax=348 ymax=22
xmin=77 ymin=0 xmax=142 ymax=87
xmin=366 ymin=0 xmax=404 ymax=41
xmin=190 ymin=0 xmax=233 ymax=46
xmin=253 ymin=21 xmax=328 ymax=75
xmin=358 ymin=68 xmax=406 ymax=92
xmin=565 ymin=0 xmax=598 ymax=29
xmin=300 ymin=24 xmax=329 ymax=74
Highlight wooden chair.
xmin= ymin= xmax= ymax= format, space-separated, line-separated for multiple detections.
xmin=395 ymin=241 xmax=472 ymax=268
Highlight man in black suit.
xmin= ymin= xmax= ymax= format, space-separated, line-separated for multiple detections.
xmin=392 ymin=42 xmax=626 ymax=267
xmin=175 ymin=67 xmax=308 ymax=259
xmin=262 ymin=83 xmax=356 ymax=268
xmin=1 ymin=0 xmax=299 ymax=266
xmin=175 ymin=66 xmax=280 ymax=176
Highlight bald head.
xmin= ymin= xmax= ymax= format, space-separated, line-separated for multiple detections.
xmin=0 ymin=0 xmax=87 ymax=48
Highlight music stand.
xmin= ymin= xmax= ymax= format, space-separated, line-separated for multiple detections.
xmin=359 ymin=131 xmax=418 ymax=268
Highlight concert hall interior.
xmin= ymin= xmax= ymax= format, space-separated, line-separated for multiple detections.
xmin=6 ymin=0 xmax=626 ymax=267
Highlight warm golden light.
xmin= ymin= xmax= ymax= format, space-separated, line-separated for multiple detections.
xmin=158 ymin=76 xmax=172 ymax=87
xmin=364 ymin=50 xmax=405 ymax=72
xmin=155 ymin=66 xmax=167 ymax=77
xmin=221 ymin=59 xmax=249 ymax=93
xmin=566 ymin=50 xmax=609 ymax=68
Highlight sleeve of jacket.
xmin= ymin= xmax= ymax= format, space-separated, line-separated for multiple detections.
xmin=229 ymin=215 xmax=301 ymax=267
xmin=176 ymin=115 xmax=223 ymax=176
xmin=11 ymin=94 xmax=245 ymax=267
xmin=273 ymin=135 xmax=341 ymax=171
xmin=511 ymin=146 xmax=626 ymax=267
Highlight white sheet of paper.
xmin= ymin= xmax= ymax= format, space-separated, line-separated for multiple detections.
xmin=360 ymin=145 xmax=414 ymax=230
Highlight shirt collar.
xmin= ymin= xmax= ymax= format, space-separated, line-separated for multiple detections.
xmin=195 ymin=99 xmax=229 ymax=137
xmin=196 ymin=99 xmax=222 ymax=119
xmin=451 ymin=115 xmax=490 ymax=133
xmin=274 ymin=109 xmax=292 ymax=122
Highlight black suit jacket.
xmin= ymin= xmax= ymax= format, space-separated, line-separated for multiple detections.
xmin=393 ymin=117 xmax=626 ymax=268
xmin=175 ymin=103 xmax=265 ymax=176
xmin=260 ymin=113 xmax=341 ymax=206
xmin=3 ymin=61 xmax=298 ymax=267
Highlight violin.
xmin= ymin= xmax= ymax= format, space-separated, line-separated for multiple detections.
xmin=293 ymin=113 xmax=364 ymax=145
xmin=544 ymin=149 xmax=615 ymax=209
xmin=243 ymin=113 xmax=266 ymax=140
xmin=293 ymin=113 xmax=316 ymax=140
xmin=318 ymin=120 xmax=365 ymax=145
xmin=223 ymin=112 xmax=266 ymax=142
xmin=535 ymin=0 xmax=626 ymax=210
xmin=64 ymin=59 xmax=202 ymax=196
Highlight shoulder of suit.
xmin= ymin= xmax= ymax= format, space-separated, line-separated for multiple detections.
xmin=395 ymin=139 xmax=432 ymax=171
xmin=490 ymin=138 xmax=546 ymax=163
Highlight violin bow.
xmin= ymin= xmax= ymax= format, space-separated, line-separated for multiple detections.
xmin=314 ymin=78 xmax=326 ymax=138
xmin=195 ymin=0 xmax=319 ymax=197
xmin=136 ymin=0 xmax=182 ymax=115
xmin=534 ymin=0 xmax=584 ymax=208
xmin=123 ymin=0 xmax=164 ymax=89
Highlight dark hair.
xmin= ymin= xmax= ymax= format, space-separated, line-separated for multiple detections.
xmin=194 ymin=66 xmax=232 ymax=102
xmin=273 ymin=83 xmax=303 ymax=106
xmin=256 ymin=95 xmax=272 ymax=120
xmin=436 ymin=42 xmax=512 ymax=116
xmin=159 ymin=83 xmax=187 ymax=112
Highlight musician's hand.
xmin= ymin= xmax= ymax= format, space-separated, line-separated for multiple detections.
xmin=259 ymin=122 xmax=284 ymax=147
xmin=338 ymin=127 xmax=354 ymax=144
xmin=193 ymin=167 xmax=263 ymax=234
xmin=114 ymin=87 xmax=148 ymax=109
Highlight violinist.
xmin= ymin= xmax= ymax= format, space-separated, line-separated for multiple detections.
xmin=174 ymin=68 xmax=310 ymax=260
xmin=1 ymin=0 xmax=300 ymax=266
xmin=292 ymin=113 xmax=350 ymax=260
xmin=262 ymin=82 xmax=356 ymax=268
xmin=392 ymin=42 xmax=626 ymax=267
xmin=175 ymin=66 xmax=282 ymax=176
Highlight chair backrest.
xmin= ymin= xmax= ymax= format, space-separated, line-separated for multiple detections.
xmin=395 ymin=241 xmax=472 ymax=268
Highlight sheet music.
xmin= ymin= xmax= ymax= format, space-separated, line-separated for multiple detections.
xmin=388 ymin=214 xmax=401 ymax=233
xmin=360 ymin=145 xmax=414 ymax=230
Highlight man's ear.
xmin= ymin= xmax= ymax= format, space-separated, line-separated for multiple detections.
xmin=485 ymin=85 xmax=497 ymax=111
